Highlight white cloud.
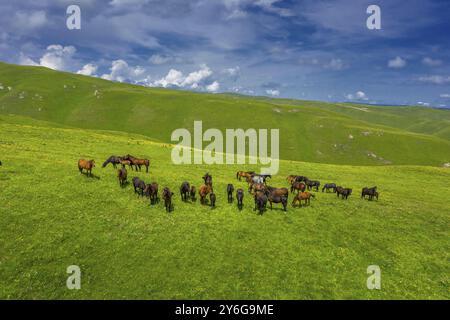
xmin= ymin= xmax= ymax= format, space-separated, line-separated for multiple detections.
xmin=440 ymin=94 xmax=450 ymax=98
xmin=151 ymin=65 xmax=216 ymax=91
xmin=77 ymin=63 xmax=98 ymax=76
xmin=101 ymin=59 xmax=145 ymax=82
xmin=346 ymin=91 xmax=368 ymax=101
xmin=418 ymin=75 xmax=450 ymax=85
xmin=206 ymin=81 xmax=220 ymax=92
xmin=18 ymin=45 xmax=76 ymax=71
xmin=152 ymin=69 xmax=184 ymax=87
xmin=388 ymin=56 xmax=406 ymax=69
xmin=182 ymin=65 xmax=212 ymax=86
xmin=417 ymin=101 xmax=430 ymax=107
xmin=266 ymin=89 xmax=280 ymax=96
xmin=222 ymin=66 xmax=241 ymax=80
xmin=422 ymin=57 xmax=442 ymax=67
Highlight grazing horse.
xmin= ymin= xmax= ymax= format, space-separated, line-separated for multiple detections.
xmin=123 ymin=155 xmax=150 ymax=173
xmin=199 ymin=184 xmax=212 ymax=205
xmin=180 ymin=182 xmax=190 ymax=202
xmin=78 ymin=159 xmax=95 ymax=176
xmin=145 ymin=182 xmax=159 ymax=205
xmin=120 ymin=159 xmax=133 ymax=170
xmin=102 ymin=156 xmax=122 ymax=169
xmin=322 ymin=183 xmax=337 ymax=193
xmin=254 ymin=191 xmax=268 ymax=215
xmin=361 ymin=186 xmax=378 ymax=200
xmin=227 ymin=184 xmax=234 ymax=203
xmin=202 ymin=173 xmax=213 ymax=188
xmin=265 ymin=187 xmax=289 ymax=211
xmin=286 ymin=175 xmax=298 ymax=185
xmin=190 ymin=186 xmax=197 ymax=202
xmin=117 ymin=168 xmax=127 ymax=187
xmin=210 ymin=193 xmax=216 ymax=209
xmin=306 ymin=180 xmax=320 ymax=191
xmin=236 ymin=189 xmax=244 ymax=210
xmin=132 ymin=177 xmax=146 ymax=197
xmin=292 ymin=192 xmax=315 ymax=207
xmin=291 ymin=181 xmax=306 ymax=194
xmin=236 ymin=171 xmax=254 ymax=181
xmin=336 ymin=186 xmax=352 ymax=199
xmin=266 ymin=186 xmax=289 ymax=198
xmin=295 ymin=176 xmax=309 ymax=183
xmin=162 ymin=187 xmax=174 ymax=212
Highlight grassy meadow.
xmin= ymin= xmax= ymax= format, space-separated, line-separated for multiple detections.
xmin=0 ymin=114 xmax=449 ymax=299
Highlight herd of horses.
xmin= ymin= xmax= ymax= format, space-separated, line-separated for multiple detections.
xmin=78 ymin=156 xmax=379 ymax=214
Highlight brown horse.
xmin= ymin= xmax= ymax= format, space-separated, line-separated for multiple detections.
xmin=249 ymin=182 xmax=266 ymax=195
xmin=120 ymin=159 xmax=133 ymax=170
xmin=123 ymin=155 xmax=150 ymax=173
xmin=286 ymin=175 xmax=298 ymax=185
xmin=291 ymin=181 xmax=306 ymax=194
xmin=292 ymin=192 xmax=315 ymax=207
xmin=78 ymin=159 xmax=95 ymax=176
xmin=199 ymin=184 xmax=212 ymax=205
xmin=117 ymin=168 xmax=127 ymax=187
xmin=236 ymin=171 xmax=254 ymax=181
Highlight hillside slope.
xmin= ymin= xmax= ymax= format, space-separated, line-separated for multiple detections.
xmin=1 ymin=62 xmax=449 ymax=166
xmin=1 ymin=114 xmax=449 ymax=299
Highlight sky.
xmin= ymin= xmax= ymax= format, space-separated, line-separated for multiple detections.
xmin=1 ymin=0 xmax=450 ymax=107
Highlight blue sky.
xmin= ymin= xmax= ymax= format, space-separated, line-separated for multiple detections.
xmin=1 ymin=0 xmax=450 ymax=106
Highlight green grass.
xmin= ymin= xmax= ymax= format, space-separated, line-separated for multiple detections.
xmin=1 ymin=114 xmax=449 ymax=299
xmin=1 ymin=62 xmax=450 ymax=166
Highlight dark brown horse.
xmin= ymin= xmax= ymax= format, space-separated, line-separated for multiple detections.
xmin=180 ymin=181 xmax=190 ymax=202
xmin=117 ymin=167 xmax=127 ymax=187
xmin=199 ymin=184 xmax=212 ymax=205
xmin=102 ymin=156 xmax=122 ymax=169
xmin=362 ymin=186 xmax=378 ymax=200
xmin=162 ymin=187 xmax=174 ymax=212
xmin=336 ymin=186 xmax=352 ymax=199
xmin=190 ymin=186 xmax=197 ymax=202
xmin=78 ymin=159 xmax=95 ymax=176
xmin=145 ymin=182 xmax=159 ymax=205
xmin=291 ymin=181 xmax=306 ymax=194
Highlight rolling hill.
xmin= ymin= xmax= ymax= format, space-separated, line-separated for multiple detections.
xmin=1 ymin=62 xmax=449 ymax=166
xmin=1 ymin=114 xmax=449 ymax=299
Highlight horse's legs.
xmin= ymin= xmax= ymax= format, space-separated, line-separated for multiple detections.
xmin=146 ymin=165 xmax=148 ymax=173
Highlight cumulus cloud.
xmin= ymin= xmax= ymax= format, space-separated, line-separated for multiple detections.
xmin=418 ymin=75 xmax=450 ymax=85
xmin=206 ymin=81 xmax=220 ymax=92
xmin=18 ymin=45 xmax=77 ymax=71
xmin=346 ymin=91 xmax=368 ymax=101
xmin=440 ymin=93 xmax=450 ymax=98
xmin=14 ymin=10 xmax=47 ymax=31
xmin=101 ymin=59 xmax=145 ymax=82
xmin=150 ymin=65 xmax=217 ymax=91
xmin=148 ymin=54 xmax=183 ymax=65
xmin=388 ymin=56 xmax=406 ymax=68
xmin=422 ymin=57 xmax=442 ymax=67
xmin=77 ymin=63 xmax=98 ymax=76
xmin=266 ymin=89 xmax=280 ymax=96
xmin=222 ymin=66 xmax=241 ymax=81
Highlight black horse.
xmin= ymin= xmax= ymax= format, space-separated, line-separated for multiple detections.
xmin=236 ymin=189 xmax=244 ymax=210
xmin=132 ymin=177 xmax=146 ymax=197
xmin=306 ymin=180 xmax=320 ymax=191
xmin=322 ymin=183 xmax=337 ymax=193
xmin=362 ymin=186 xmax=378 ymax=200
xmin=210 ymin=192 xmax=216 ymax=209
xmin=102 ymin=155 xmax=122 ymax=169
xmin=163 ymin=187 xmax=174 ymax=212
xmin=336 ymin=186 xmax=352 ymax=199
xmin=295 ymin=176 xmax=309 ymax=183
xmin=254 ymin=192 xmax=267 ymax=215
xmin=227 ymin=184 xmax=234 ymax=203
xmin=180 ymin=181 xmax=190 ymax=202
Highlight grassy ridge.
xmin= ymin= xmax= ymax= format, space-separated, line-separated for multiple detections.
xmin=1 ymin=62 xmax=449 ymax=166
xmin=1 ymin=114 xmax=449 ymax=299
